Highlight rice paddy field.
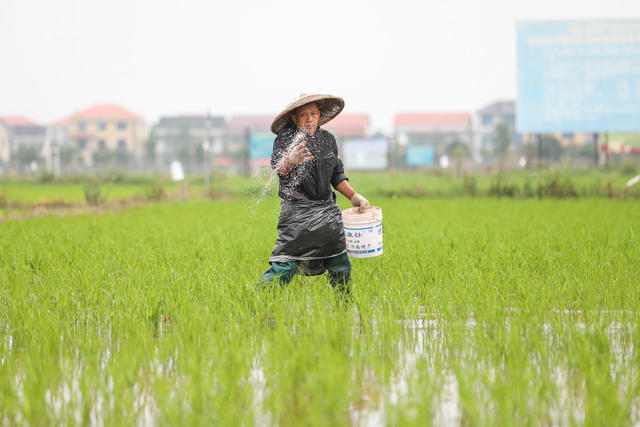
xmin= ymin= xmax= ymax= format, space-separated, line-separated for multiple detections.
xmin=1 ymin=174 xmax=639 ymax=426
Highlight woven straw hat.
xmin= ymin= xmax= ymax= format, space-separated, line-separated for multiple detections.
xmin=271 ymin=94 xmax=344 ymax=135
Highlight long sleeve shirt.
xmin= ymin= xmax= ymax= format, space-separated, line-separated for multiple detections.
xmin=271 ymin=124 xmax=348 ymax=201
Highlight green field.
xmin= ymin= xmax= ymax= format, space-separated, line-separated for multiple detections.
xmin=1 ymin=191 xmax=639 ymax=425
xmin=0 ymin=181 xmax=195 ymax=204
xmin=1 ymin=168 xmax=639 ymax=206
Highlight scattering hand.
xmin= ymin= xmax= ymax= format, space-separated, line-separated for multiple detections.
xmin=350 ymin=193 xmax=369 ymax=213
xmin=288 ymin=141 xmax=314 ymax=165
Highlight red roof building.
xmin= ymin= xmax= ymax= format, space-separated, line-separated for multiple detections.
xmin=66 ymin=104 xmax=146 ymax=167
xmin=0 ymin=116 xmax=38 ymax=127
xmin=323 ymin=114 xmax=369 ymax=139
xmin=53 ymin=117 xmax=71 ymax=126
xmin=72 ymin=104 xmax=141 ymax=120
xmin=394 ymin=113 xmax=471 ymax=134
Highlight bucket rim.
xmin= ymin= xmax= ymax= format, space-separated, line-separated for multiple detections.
xmin=341 ymin=206 xmax=382 ymax=222
xmin=342 ymin=206 xmax=381 ymax=214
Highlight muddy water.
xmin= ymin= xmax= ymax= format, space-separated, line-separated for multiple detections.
xmin=4 ymin=311 xmax=636 ymax=426
xmin=247 ymin=311 xmax=638 ymax=426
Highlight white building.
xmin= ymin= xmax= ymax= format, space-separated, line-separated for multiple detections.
xmin=0 ymin=116 xmax=47 ymax=170
xmin=153 ymin=115 xmax=226 ymax=168
xmin=473 ymin=100 xmax=522 ymax=163
xmin=0 ymin=119 xmax=10 ymax=165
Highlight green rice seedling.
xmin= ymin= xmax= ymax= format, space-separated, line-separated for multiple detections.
xmin=0 ymin=197 xmax=638 ymax=425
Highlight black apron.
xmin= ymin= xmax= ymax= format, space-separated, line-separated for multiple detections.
xmin=269 ymin=193 xmax=346 ymax=273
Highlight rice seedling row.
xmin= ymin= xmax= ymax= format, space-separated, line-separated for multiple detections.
xmin=1 ymin=198 xmax=638 ymax=425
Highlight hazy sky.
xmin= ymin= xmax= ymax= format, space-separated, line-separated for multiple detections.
xmin=1 ymin=0 xmax=638 ymax=131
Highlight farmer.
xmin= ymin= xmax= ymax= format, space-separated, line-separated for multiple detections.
xmin=258 ymin=94 xmax=369 ymax=296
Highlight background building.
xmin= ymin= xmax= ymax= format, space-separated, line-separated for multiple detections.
xmin=43 ymin=117 xmax=72 ymax=175
xmin=152 ymin=115 xmax=225 ymax=173
xmin=474 ymin=100 xmax=521 ymax=163
xmin=226 ymin=115 xmax=272 ymax=152
xmin=394 ymin=112 xmax=472 ymax=167
xmin=323 ymin=113 xmax=370 ymax=154
xmin=224 ymin=115 xmax=273 ymax=174
xmin=0 ymin=116 xmax=47 ymax=172
xmin=0 ymin=119 xmax=10 ymax=165
xmin=67 ymin=104 xmax=146 ymax=168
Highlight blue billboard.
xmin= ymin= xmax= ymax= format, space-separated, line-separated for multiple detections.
xmin=405 ymin=145 xmax=434 ymax=167
xmin=517 ymin=20 xmax=640 ymax=133
xmin=249 ymin=132 xmax=275 ymax=160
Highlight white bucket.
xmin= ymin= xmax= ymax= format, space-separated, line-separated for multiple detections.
xmin=342 ymin=206 xmax=383 ymax=258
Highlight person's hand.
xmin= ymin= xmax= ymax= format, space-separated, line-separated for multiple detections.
xmin=288 ymin=141 xmax=314 ymax=165
xmin=350 ymin=193 xmax=369 ymax=212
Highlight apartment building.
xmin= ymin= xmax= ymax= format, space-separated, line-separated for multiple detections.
xmin=474 ymin=100 xmax=522 ymax=162
xmin=68 ymin=104 xmax=145 ymax=166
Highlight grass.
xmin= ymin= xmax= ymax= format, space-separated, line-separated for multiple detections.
xmin=2 ymin=167 xmax=640 ymax=206
xmin=0 ymin=181 xmax=194 ymax=204
xmin=1 ymin=194 xmax=639 ymax=425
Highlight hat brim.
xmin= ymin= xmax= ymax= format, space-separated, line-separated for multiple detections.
xmin=271 ymin=94 xmax=344 ymax=135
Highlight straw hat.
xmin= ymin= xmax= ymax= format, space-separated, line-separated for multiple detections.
xmin=271 ymin=94 xmax=344 ymax=135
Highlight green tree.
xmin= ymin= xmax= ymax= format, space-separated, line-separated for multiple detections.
xmin=541 ymin=135 xmax=564 ymax=161
xmin=14 ymin=146 xmax=40 ymax=167
xmin=93 ymin=147 xmax=116 ymax=169
xmin=177 ymin=144 xmax=193 ymax=167
xmin=193 ymin=141 xmax=205 ymax=163
xmin=493 ymin=122 xmax=512 ymax=170
xmin=493 ymin=122 xmax=511 ymax=158
xmin=93 ymin=147 xmax=132 ymax=170
xmin=564 ymin=142 xmax=593 ymax=160
xmin=445 ymin=140 xmax=470 ymax=157
xmin=115 ymin=147 xmax=131 ymax=166
xmin=144 ymin=131 xmax=157 ymax=166
xmin=60 ymin=145 xmax=76 ymax=168
xmin=445 ymin=140 xmax=470 ymax=177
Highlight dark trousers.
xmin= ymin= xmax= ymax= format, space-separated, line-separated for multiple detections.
xmin=258 ymin=252 xmax=351 ymax=293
